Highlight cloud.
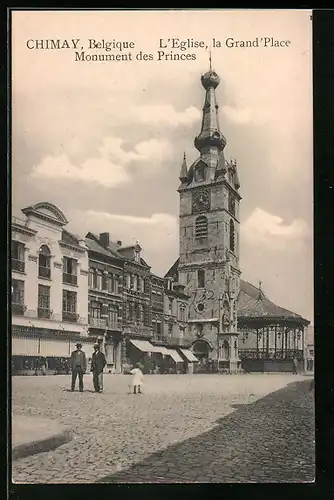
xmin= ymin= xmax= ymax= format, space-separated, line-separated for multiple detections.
xmin=222 ymin=105 xmax=254 ymax=124
xmin=85 ymin=210 xmax=177 ymax=238
xmin=30 ymin=137 xmax=171 ymax=187
xmin=69 ymin=209 xmax=179 ymax=276
xmin=132 ymin=105 xmax=201 ymax=126
xmin=106 ymin=101 xmax=201 ymax=128
xmin=241 ymin=207 xmax=311 ymax=250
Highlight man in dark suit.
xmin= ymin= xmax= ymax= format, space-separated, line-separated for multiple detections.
xmin=91 ymin=342 xmax=106 ymax=393
xmin=70 ymin=343 xmax=87 ymax=392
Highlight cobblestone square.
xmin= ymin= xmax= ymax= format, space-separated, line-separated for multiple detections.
xmin=12 ymin=373 xmax=314 ymax=484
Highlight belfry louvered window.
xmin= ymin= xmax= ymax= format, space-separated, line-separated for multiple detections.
xmin=195 ymin=215 xmax=208 ymax=239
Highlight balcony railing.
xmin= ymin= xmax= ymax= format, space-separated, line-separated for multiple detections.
xmin=38 ymin=307 xmax=52 ymax=319
xmin=123 ymin=322 xmax=152 ymax=337
xmin=63 ymin=272 xmax=78 ymax=285
xmin=12 ymin=259 xmax=25 ymax=273
xmin=62 ymin=310 xmax=79 ymax=323
xmin=107 ymin=320 xmax=122 ymax=331
xmin=88 ymin=318 xmax=123 ymax=331
xmin=12 ymin=303 xmax=26 ymax=316
xmin=89 ymin=317 xmax=107 ymax=329
xmin=239 ymin=348 xmax=304 ymax=360
xmin=154 ymin=335 xmax=193 ymax=347
xmin=38 ymin=266 xmax=51 ymax=279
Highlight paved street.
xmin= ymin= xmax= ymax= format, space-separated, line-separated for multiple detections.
xmin=12 ymin=373 xmax=314 ymax=483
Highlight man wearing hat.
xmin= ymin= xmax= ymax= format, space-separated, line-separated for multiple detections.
xmin=70 ymin=342 xmax=87 ymax=392
xmin=91 ymin=342 xmax=106 ymax=393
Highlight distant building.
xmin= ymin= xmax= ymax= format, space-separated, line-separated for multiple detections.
xmin=119 ymin=242 xmax=157 ymax=371
xmin=162 ymin=277 xmax=190 ymax=347
xmin=11 ymin=202 xmax=92 ymax=374
xmin=83 ymin=233 xmax=189 ymax=374
xmin=161 ymin=277 xmax=197 ymax=373
xmin=85 ymin=232 xmax=124 ymax=373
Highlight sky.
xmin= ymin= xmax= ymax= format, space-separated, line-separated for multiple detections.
xmin=11 ymin=9 xmax=313 ymax=323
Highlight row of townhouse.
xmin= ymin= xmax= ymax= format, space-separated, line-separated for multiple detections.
xmin=11 ymin=201 xmax=197 ymax=375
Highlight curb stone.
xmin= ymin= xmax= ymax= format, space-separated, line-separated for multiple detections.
xmin=12 ymin=429 xmax=73 ymax=461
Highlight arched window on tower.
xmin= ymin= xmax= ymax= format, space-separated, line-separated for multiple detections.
xmin=229 ymin=219 xmax=235 ymax=253
xmin=228 ymin=192 xmax=236 ymax=216
xmin=38 ymin=245 xmax=51 ymax=279
xmin=195 ymin=215 xmax=208 ymax=239
xmin=198 ymin=269 xmax=205 ymax=288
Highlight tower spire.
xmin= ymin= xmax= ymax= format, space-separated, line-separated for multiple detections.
xmin=179 ymin=152 xmax=188 ymax=182
xmin=194 ymin=63 xmax=226 ymax=153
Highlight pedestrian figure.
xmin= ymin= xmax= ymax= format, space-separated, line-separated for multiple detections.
xmin=292 ymin=356 xmax=298 ymax=375
xmin=70 ymin=343 xmax=87 ymax=392
xmin=91 ymin=342 xmax=106 ymax=393
xmin=40 ymin=358 xmax=46 ymax=376
xmin=130 ymin=362 xmax=144 ymax=394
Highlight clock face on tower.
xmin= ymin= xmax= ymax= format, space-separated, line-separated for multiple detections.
xmin=192 ymin=190 xmax=211 ymax=214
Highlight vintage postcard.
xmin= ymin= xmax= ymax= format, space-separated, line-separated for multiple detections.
xmin=10 ymin=9 xmax=314 ymax=484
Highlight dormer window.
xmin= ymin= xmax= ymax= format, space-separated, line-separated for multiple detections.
xmin=195 ymin=165 xmax=205 ymax=181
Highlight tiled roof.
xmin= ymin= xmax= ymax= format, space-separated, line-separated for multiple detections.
xmin=165 ymin=258 xmax=179 ymax=280
xmin=238 ymin=280 xmax=308 ymax=324
xmin=61 ymin=229 xmax=80 ymax=245
xmin=85 ymin=233 xmax=123 ymax=260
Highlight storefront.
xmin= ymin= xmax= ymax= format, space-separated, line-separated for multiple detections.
xmin=104 ymin=336 xmax=122 ymax=374
xmin=160 ymin=347 xmax=184 ymax=374
xmin=125 ymin=338 xmax=161 ymax=373
xmin=179 ymin=348 xmax=199 ymax=374
xmin=125 ymin=339 xmax=184 ymax=374
xmin=12 ymin=326 xmax=96 ymax=375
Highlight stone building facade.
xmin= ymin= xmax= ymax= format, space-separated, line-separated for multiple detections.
xmin=11 ymin=202 xmax=92 ymax=373
xmin=85 ymin=232 xmax=124 ymax=373
xmin=174 ymin=66 xmax=242 ymax=372
xmin=162 ymin=277 xmax=190 ymax=347
xmin=84 ymin=233 xmax=189 ymax=374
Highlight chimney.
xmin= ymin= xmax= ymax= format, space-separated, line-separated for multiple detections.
xmin=117 ymin=240 xmax=122 ymax=246
xmin=99 ymin=232 xmax=110 ymax=248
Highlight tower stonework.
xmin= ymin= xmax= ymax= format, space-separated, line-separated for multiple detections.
xmin=178 ymin=67 xmax=242 ymax=372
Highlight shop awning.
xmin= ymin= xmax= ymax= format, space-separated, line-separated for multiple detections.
xmin=166 ymin=349 xmax=183 ymax=363
xmin=39 ymin=339 xmax=71 ymax=357
xmin=129 ymin=339 xmax=163 ymax=353
xmin=180 ymin=348 xmax=199 ymax=362
xmin=12 ymin=336 xmax=39 ymax=356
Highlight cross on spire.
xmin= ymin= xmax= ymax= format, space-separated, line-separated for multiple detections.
xmin=258 ymin=280 xmax=262 ymax=289
xmin=209 ymin=49 xmax=212 ymax=70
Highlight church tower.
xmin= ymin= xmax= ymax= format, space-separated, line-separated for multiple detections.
xmin=177 ymin=63 xmax=242 ymax=372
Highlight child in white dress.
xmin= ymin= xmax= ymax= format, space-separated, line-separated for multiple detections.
xmin=130 ymin=363 xmax=144 ymax=394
